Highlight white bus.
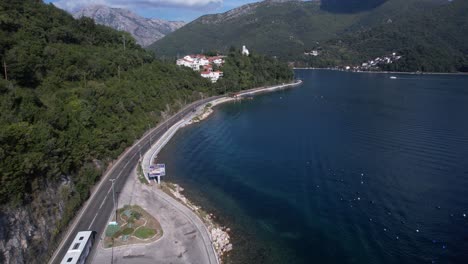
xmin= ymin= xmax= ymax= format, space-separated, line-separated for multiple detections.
xmin=61 ymin=231 xmax=96 ymax=264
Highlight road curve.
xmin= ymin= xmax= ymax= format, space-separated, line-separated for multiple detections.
xmin=141 ymin=119 xmax=220 ymax=264
xmin=49 ymin=80 xmax=302 ymax=264
xmin=48 ymin=95 xmax=222 ymax=264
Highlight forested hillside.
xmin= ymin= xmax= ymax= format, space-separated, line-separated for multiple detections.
xmin=216 ymin=48 xmax=293 ymax=93
xmin=151 ymin=0 xmax=467 ymax=72
xmin=321 ymin=0 xmax=388 ymax=13
xmin=150 ymin=0 xmax=361 ymax=60
xmin=307 ymin=0 xmax=468 ymax=72
xmin=0 ymin=1 xmax=292 ymax=263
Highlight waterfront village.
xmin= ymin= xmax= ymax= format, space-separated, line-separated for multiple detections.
xmin=305 ymin=49 xmax=403 ymax=72
xmin=351 ymin=52 xmax=403 ymax=71
xmin=337 ymin=52 xmax=403 ymax=72
xmin=176 ymin=45 xmax=250 ymax=83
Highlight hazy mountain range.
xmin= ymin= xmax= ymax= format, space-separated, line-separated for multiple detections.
xmin=73 ymin=5 xmax=185 ymax=47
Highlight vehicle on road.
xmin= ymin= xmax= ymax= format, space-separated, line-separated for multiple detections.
xmin=60 ymin=231 xmax=96 ymax=264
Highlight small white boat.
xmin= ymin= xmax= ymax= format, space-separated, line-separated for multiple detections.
xmin=390 ymin=76 xmax=397 ymax=79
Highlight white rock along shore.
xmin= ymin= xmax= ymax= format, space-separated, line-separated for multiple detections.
xmin=142 ymin=80 xmax=303 ymax=263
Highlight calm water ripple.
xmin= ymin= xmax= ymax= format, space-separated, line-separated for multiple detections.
xmin=158 ymin=70 xmax=468 ymax=264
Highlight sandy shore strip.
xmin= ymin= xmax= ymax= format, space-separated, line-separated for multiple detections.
xmin=141 ymin=80 xmax=302 ymax=263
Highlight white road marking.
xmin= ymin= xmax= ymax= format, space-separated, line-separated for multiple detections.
xmin=49 ymin=98 xmax=228 ymax=264
xmin=88 ymin=215 xmax=98 ymax=230
xmin=87 ymin=153 xmax=139 ymax=230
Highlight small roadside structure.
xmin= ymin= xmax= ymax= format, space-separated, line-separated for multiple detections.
xmin=148 ymin=163 xmax=166 ymax=184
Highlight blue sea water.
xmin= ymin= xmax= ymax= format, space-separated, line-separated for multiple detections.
xmin=157 ymin=70 xmax=468 ymax=264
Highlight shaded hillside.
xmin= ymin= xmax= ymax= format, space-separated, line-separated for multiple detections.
xmin=150 ymin=0 xmax=363 ymax=60
xmin=149 ymin=0 xmax=447 ymax=63
xmin=310 ymin=0 xmax=468 ymax=72
xmin=0 ymin=1 xmax=292 ymax=263
xmin=321 ymin=0 xmax=388 ymax=13
xmin=149 ymin=0 xmax=468 ymax=72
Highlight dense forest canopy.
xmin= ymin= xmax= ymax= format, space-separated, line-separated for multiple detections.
xmin=0 ymin=0 xmax=291 ymax=206
xmin=0 ymin=5 xmax=292 ymax=262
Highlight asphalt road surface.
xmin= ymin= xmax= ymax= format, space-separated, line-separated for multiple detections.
xmin=49 ymin=95 xmax=222 ymax=264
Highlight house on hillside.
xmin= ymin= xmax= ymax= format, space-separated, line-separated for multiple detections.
xmin=176 ymin=54 xmax=225 ymax=83
xmin=304 ymin=50 xmax=319 ymax=56
xmin=209 ymin=56 xmax=224 ymax=66
xmin=201 ymin=70 xmax=223 ymax=83
xmin=176 ymin=55 xmax=210 ymax=71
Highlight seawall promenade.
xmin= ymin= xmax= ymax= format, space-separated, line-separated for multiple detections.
xmin=140 ymin=80 xmax=303 ymax=263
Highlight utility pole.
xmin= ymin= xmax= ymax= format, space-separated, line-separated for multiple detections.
xmin=111 ymin=237 xmax=114 ymax=264
xmin=122 ymin=35 xmax=126 ymax=51
xmin=138 ymin=144 xmax=142 ymax=160
xmin=109 ymin=179 xmax=116 ymax=221
xmin=118 ymin=65 xmax=121 ymax=81
xmin=3 ymin=60 xmax=7 ymax=81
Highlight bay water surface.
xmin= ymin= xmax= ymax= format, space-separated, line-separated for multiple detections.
xmin=158 ymin=70 xmax=468 ymax=264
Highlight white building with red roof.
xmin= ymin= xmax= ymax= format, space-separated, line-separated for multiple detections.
xmin=176 ymin=54 xmax=225 ymax=83
xmin=176 ymin=55 xmax=211 ymax=71
xmin=201 ymin=70 xmax=223 ymax=83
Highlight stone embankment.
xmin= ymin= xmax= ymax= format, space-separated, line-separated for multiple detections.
xmin=185 ymin=97 xmax=237 ymax=125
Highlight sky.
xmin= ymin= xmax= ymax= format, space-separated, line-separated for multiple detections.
xmin=45 ymin=0 xmax=261 ymax=22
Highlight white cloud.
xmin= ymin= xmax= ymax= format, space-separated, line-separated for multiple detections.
xmin=54 ymin=0 xmax=223 ymax=12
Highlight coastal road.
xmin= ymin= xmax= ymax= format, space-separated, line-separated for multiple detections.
xmin=48 ymin=95 xmax=222 ymax=264
xmin=91 ymin=166 xmax=216 ymax=263
xmin=49 ymin=80 xmax=302 ymax=264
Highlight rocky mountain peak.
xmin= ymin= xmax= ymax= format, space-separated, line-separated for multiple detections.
xmin=73 ymin=5 xmax=185 ymax=47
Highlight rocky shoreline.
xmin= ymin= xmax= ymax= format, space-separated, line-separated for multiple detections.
xmin=185 ymin=97 xmax=239 ymax=125
xmin=144 ymin=80 xmax=303 ymax=263
xmin=162 ymin=183 xmax=233 ymax=260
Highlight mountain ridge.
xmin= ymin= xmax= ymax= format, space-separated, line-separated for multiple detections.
xmin=149 ymin=0 xmax=393 ymax=58
xmin=150 ymin=0 xmax=467 ymax=72
xmin=73 ymin=5 xmax=185 ymax=47
xmin=0 ymin=1 xmax=293 ymax=263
